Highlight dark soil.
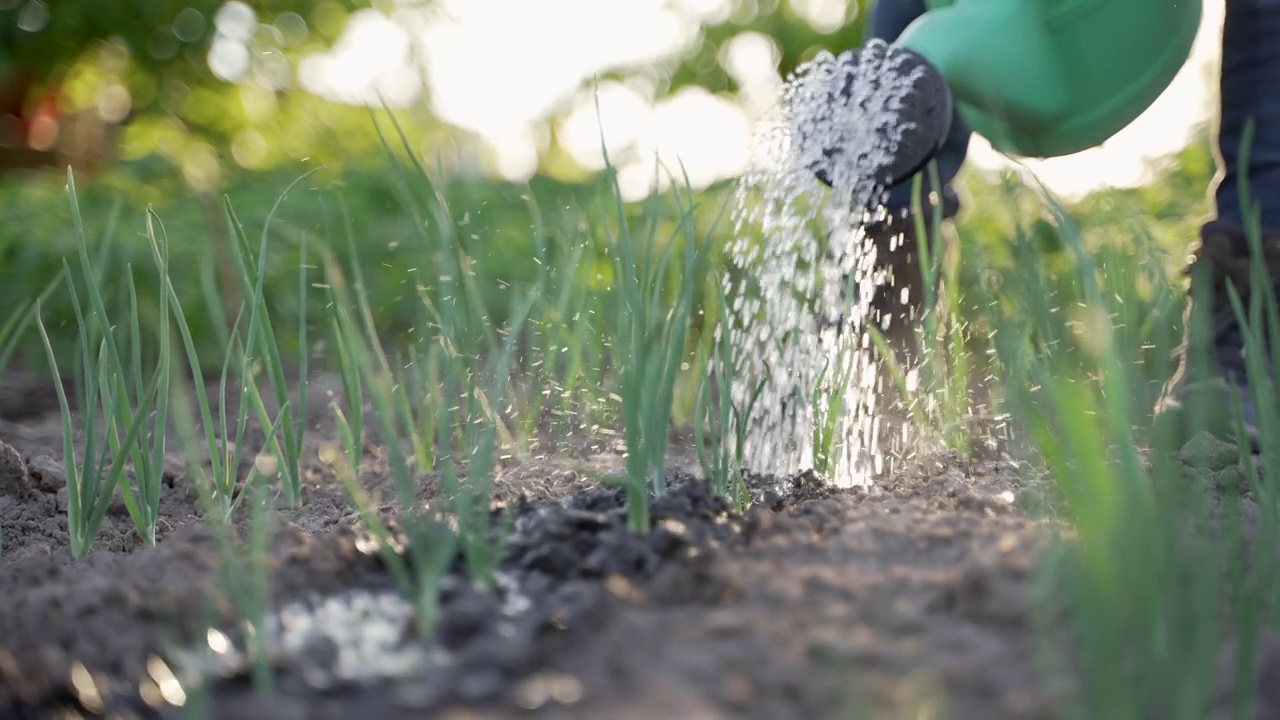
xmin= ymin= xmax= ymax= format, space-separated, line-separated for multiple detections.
xmin=0 ymin=372 xmax=1085 ymax=719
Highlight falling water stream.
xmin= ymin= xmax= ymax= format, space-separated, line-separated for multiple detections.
xmin=724 ymin=39 xmax=932 ymax=487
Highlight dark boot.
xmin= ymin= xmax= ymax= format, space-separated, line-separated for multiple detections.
xmin=1152 ymin=222 xmax=1280 ymax=448
xmin=856 ymin=209 xmax=956 ymax=365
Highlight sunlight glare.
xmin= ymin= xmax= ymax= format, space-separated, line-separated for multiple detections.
xmin=792 ymin=0 xmax=856 ymax=34
xmin=487 ymin=126 xmax=542 ymax=182
xmin=419 ymin=0 xmax=700 ymax=138
xmin=720 ymin=31 xmax=784 ymax=118
xmin=558 ymin=82 xmax=651 ymax=171
xmin=299 ymin=9 xmax=421 ymax=106
xmin=300 ymin=0 xmax=1225 ymax=199
xmin=560 ymin=83 xmax=750 ymax=200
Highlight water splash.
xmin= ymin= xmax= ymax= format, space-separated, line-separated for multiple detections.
xmin=723 ymin=39 xmax=930 ymax=487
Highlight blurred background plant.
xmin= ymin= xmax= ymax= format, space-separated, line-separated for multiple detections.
xmin=0 ymin=0 xmax=876 ymax=185
xmin=0 ymin=0 xmax=1220 ymax=378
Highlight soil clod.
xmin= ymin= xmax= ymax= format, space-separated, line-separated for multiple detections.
xmin=0 ymin=440 xmax=28 ymax=499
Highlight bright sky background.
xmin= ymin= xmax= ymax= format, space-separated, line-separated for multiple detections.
xmin=285 ymin=0 xmax=1227 ymax=202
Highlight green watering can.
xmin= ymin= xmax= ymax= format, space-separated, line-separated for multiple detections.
xmin=819 ymin=0 xmax=1204 ymax=190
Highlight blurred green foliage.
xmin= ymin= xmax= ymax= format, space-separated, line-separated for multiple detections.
xmin=0 ymin=146 xmax=737 ymax=369
xmin=0 ymin=0 xmax=365 ymax=90
xmin=956 ymin=130 xmax=1216 ymax=268
xmin=0 ymin=121 xmax=1218 ymax=376
xmin=1 ymin=0 xmax=404 ymax=188
xmin=1 ymin=0 xmax=870 ymax=188
xmin=0 ymin=0 xmax=1223 ymax=384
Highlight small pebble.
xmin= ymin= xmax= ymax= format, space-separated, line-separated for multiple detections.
xmin=0 ymin=440 xmax=29 ymax=498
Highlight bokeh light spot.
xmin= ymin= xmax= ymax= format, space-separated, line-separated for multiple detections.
xmin=17 ymin=0 xmax=49 ymax=32
xmin=27 ymin=115 xmax=58 ymax=151
xmin=239 ymin=85 xmax=278 ymax=122
xmin=181 ymin=141 xmax=221 ymax=192
xmin=275 ymin=11 xmax=309 ymax=47
xmin=173 ymin=7 xmax=207 ymax=43
xmin=311 ymin=1 xmax=349 ymax=40
xmin=232 ymin=128 xmax=270 ymax=169
xmin=790 ymin=0 xmax=853 ymax=34
xmin=148 ymin=28 xmax=181 ymax=60
xmin=97 ymin=84 xmax=132 ymax=124
xmin=208 ymin=37 xmax=251 ymax=81
xmin=214 ymin=1 xmax=256 ymax=42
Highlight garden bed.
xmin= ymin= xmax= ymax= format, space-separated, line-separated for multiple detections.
xmin=0 ymin=373 xmax=1060 ymax=719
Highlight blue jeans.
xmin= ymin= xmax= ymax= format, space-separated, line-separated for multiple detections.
xmin=870 ymin=0 xmax=1280 ymax=239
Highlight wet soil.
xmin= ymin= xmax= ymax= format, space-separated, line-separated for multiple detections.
xmin=0 ymin=372 xmax=1115 ymax=718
